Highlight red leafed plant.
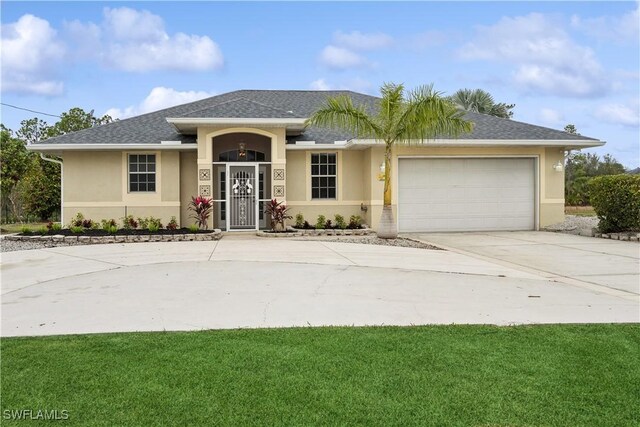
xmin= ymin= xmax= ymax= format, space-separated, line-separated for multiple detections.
xmin=188 ymin=196 xmax=213 ymax=229
xmin=264 ymin=198 xmax=292 ymax=232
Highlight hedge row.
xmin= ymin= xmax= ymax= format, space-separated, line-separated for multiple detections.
xmin=590 ymin=175 xmax=640 ymax=233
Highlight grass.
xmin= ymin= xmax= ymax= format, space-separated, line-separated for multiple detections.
xmin=565 ymin=205 xmax=597 ymax=216
xmin=1 ymin=325 xmax=638 ymax=426
xmin=0 ymin=222 xmax=51 ymax=234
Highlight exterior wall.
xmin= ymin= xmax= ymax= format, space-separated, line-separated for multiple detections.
xmin=62 ymin=150 xmax=183 ymax=225
xmin=284 ymin=144 xmax=565 ymax=231
xmin=59 ymin=141 xmax=566 ymax=232
xmin=180 ymin=151 xmax=198 ymax=227
xmin=285 ymin=148 xmax=368 ymax=227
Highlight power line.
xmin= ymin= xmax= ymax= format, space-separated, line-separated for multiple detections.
xmin=0 ymin=102 xmax=61 ymax=118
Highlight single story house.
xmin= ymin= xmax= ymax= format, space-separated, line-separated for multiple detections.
xmin=29 ymin=90 xmax=604 ymax=232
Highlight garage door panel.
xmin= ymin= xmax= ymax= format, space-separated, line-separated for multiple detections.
xmin=398 ymin=158 xmax=535 ymax=232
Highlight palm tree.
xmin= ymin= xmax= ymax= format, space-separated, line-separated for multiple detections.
xmin=306 ymin=83 xmax=473 ymax=238
xmin=449 ymin=88 xmax=514 ymax=119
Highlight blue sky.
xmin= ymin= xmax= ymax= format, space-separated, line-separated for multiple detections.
xmin=2 ymin=1 xmax=638 ymax=167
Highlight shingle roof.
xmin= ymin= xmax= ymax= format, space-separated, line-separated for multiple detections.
xmin=35 ymin=89 xmax=598 ymax=145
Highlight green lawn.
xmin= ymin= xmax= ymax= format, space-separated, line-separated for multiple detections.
xmin=0 ymin=222 xmax=50 ymax=234
xmin=565 ymin=206 xmax=597 ymax=217
xmin=2 ymin=325 xmax=638 ymax=426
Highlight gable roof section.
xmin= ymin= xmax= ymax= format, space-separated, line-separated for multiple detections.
xmin=32 ymin=89 xmax=600 ymax=146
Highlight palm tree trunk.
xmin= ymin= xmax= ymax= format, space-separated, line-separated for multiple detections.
xmin=378 ymin=142 xmax=397 ymax=239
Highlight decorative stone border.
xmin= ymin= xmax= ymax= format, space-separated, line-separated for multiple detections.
xmin=593 ymin=232 xmax=639 ymax=242
xmin=4 ymin=229 xmax=223 ymax=244
xmin=256 ymin=228 xmax=371 ymax=238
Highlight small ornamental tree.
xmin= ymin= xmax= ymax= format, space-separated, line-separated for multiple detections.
xmin=264 ymin=198 xmax=292 ymax=232
xmin=189 ymin=196 xmax=213 ymax=230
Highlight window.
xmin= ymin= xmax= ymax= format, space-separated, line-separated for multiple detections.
xmin=129 ymin=154 xmax=156 ymax=192
xmin=311 ymin=153 xmax=337 ymax=199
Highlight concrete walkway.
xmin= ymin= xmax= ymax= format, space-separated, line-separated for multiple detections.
xmin=407 ymin=231 xmax=640 ymax=296
xmin=1 ymin=235 xmax=638 ymax=337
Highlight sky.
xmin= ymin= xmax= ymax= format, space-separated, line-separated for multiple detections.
xmin=1 ymin=1 xmax=639 ymax=168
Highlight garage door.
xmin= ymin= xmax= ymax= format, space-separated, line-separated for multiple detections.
xmin=398 ymin=158 xmax=535 ymax=232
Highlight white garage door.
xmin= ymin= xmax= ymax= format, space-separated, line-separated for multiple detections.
xmin=398 ymin=158 xmax=536 ymax=232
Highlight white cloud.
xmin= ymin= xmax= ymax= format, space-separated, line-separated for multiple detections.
xmin=308 ymin=77 xmax=373 ymax=93
xmin=459 ymin=13 xmax=609 ymax=98
xmin=594 ymin=103 xmax=639 ymax=127
xmin=105 ymin=86 xmax=214 ymax=119
xmin=319 ymin=45 xmax=369 ymax=69
xmin=333 ymin=30 xmax=393 ymax=50
xmin=65 ymin=7 xmax=224 ymax=72
xmin=0 ymin=14 xmax=66 ymax=95
xmin=310 ymin=78 xmax=331 ymax=90
xmin=571 ymin=5 xmax=639 ymax=43
xmin=537 ymin=108 xmax=565 ymax=126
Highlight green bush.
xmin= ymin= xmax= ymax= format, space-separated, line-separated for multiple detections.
xmin=590 ymin=175 xmax=640 ymax=233
xmin=315 ymin=215 xmax=326 ymax=230
xmin=37 ymin=226 xmax=48 ymax=235
xmin=295 ymin=213 xmax=305 ymax=229
xmin=70 ymin=225 xmax=84 ymax=234
xmin=20 ymin=225 xmax=32 ymax=235
xmin=334 ymin=214 xmax=346 ymax=229
xmin=188 ymin=224 xmax=199 ymax=233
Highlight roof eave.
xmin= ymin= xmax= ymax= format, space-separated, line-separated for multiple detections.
xmin=27 ymin=143 xmax=198 ymax=151
xmin=349 ymin=139 xmax=605 ymax=148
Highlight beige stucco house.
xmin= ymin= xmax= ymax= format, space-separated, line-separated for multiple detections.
xmin=30 ymin=90 xmax=604 ymax=232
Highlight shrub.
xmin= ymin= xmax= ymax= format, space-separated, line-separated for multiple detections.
xmin=70 ymin=212 xmax=84 ymax=227
xmin=315 ymin=215 xmax=326 ymax=230
xmin=82 ymin=219 xmax=95 ymax=229
xmin=265 ymin=199 xmax=292 ymax=232
xmin=101 ymin=219 xmax=117 ymax=231
xmin=46 ymin=221 xmax=62 ymax=231
xmin=138 ymin=216 xmax=162 ymax=231
xmin=348 ymin=215 xmax=363 ymax=229
xmin=295 ymin=213 xmax=305 ymax=229
xmin=590 ymin=175 xmax=640 ymax=233
xmin=166 ymin=216 xmax=178 ymax=231
xmin=70 ymin=225 xmax=84 ymax=234
xmin=188 ymin=196 xmax=213 ymax=230
xmin=188 ymin=224 xmax=199 ymax=233
xmin=107 ymin=225 xmax=118 ymax=234
xmin=121 ymin=215 xmax=138 ymax=230
xmin=334 ymin=214 xmax=347 ymax=229
xmin=37 ymin=226 xmax=48 ymax=235
xmin=20 ymin=225 xmax=32 ymax=235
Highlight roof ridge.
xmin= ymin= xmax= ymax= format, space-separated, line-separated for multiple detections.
xmin=178 ymin=96 xmax=303 ymax=118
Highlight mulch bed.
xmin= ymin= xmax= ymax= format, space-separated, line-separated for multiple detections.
xmin=19 ymin=228 xmax=214 ymax=237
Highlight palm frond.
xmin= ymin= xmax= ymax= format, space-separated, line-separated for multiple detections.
xmin=305 ymin=95 xmax=380 ymax=138
xmin=395 ymin=85 xmax=473 ymax=144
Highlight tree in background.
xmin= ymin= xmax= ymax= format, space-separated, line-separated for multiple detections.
xmin=0 ymin=108 xmax=113 ymax=222
xmin=449 ymin=88 xmax=515 ymax=119
xmin=0 ymin=126 xmax=30 ymax=220
xmin=565 ymin=152 xmax=626 ymax=206
xmin=564 ymin=124 xmax=579 ymax=135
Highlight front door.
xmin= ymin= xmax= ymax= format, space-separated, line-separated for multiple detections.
xmin=228 ymin=165 xmax=257 ymax=230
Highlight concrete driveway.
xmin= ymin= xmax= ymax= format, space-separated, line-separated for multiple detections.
xmin=1 ymin=235 xmax=638 ymax=337
xmin=407 ymin=231 xmax=640 ymax=296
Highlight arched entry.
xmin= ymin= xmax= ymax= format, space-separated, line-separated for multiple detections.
xmin=211 ymin=132 xmax=272 ymax=231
